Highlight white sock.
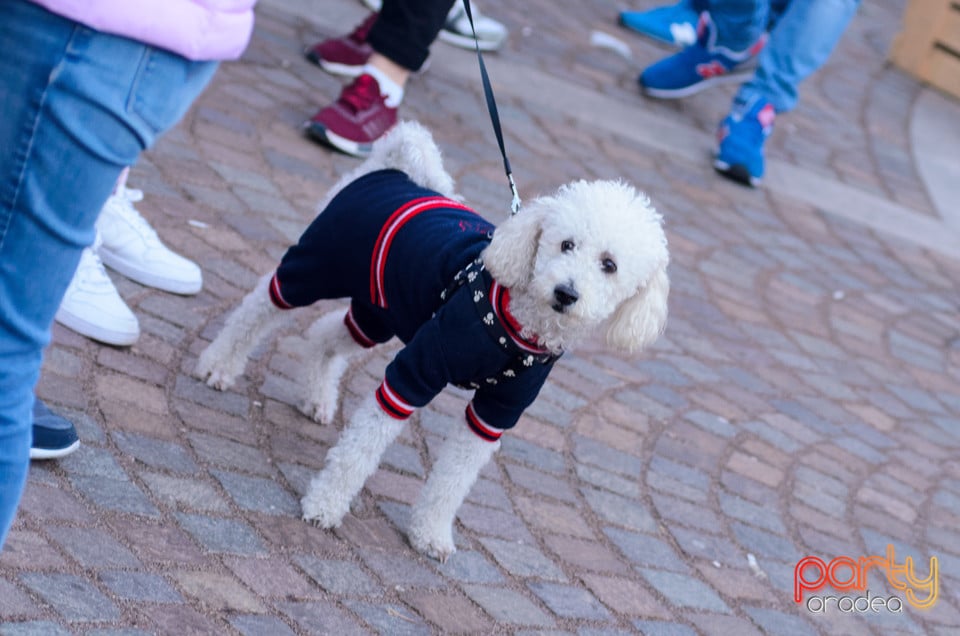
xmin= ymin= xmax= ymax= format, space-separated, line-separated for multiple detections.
xmin=362 ymin=64 xmax=404 ymax=108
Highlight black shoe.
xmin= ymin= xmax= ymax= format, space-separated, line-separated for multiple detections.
xmin=31 ymin=400 xmax=80 ymax=460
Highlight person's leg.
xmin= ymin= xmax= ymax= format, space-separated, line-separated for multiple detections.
xmin=306 ymin=0 xmax=455 ymax=157
xmin=0 ymin=0 xmax=216 ymax=549
xmin=714 ymin=0 xmax=860 ymax=186
xmin=737 ymin=0 xmax=861 ymax=113
xmin=639 ymin=0 xmax=768 ymax=98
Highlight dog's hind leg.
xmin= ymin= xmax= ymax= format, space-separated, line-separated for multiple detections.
xmin=300 ymin=310 xmax=367 ymax=424
xmin=196 ymin=274 xmax=289 ymax=390
xmin=301 ymin=395 xmax=404 ymax=527
xmin=408 ymin=423 xmax=498 ymax=562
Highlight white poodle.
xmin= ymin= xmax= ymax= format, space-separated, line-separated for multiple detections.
xmin=196 ymin=122 xmax=669 ymax=561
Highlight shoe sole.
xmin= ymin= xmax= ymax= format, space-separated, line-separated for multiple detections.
xmin=713 ymin=159 xmax=760 ymax=187
xmin=305 ymin=122 xmax=376 ymax=158
xmin=98 ymin=251 xmax=202 ymax=295
xmin=54 ymin=307 xmax=140 ymax=346
xmin=30 ymin=440 xmax=80 ymax=460
xmin=437 ymin=29 xmax=504 ymax=52
xmin=304 ymin=47 xmax=366 ymax=78
xmin=641 ymin=68 xmax=754 ymax=99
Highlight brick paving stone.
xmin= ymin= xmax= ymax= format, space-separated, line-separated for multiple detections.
xmin=403 ymin=590 xmax=495 ymax=634
xmin=276 ymin=600 xmax=369 ymax=635
xmin=632 ymin=621 xmax=698 ymax=636
xmin=343 ymin=600 xmax=431 ymax=636
xmin=137 ymin=604 xmax=225 ymax=635
xmin=44 ymin=526 xmax=141 ymax=569
xmin=0 ymin=578 xmax=41 ymax=619
xmin=98 ymin=571 xmax=183 ymax=603
xmin=603 ymin=528 xmax=690 ymax=573
xmin=111 ymin=431 xmax=199 ymax=473
xmin=501 ymin=436 xmax=568 ymax=474
xmin=0 ymin=622 xmax=73 ymax=636
xmin=15 ymin=482 xmax=93 ymax=523
xmin=170 ymin=570 xmax=267 ymax=613
xmin=742 ymin=606 xmax=818 ymax=636
xmin=581 ymin=488 xmax=657 ymax=533
xmin=381 ymin=442 xmax=425 ymax=477
xmin=175 ymin=513 xmax=266 ymax=555
xmin=229 ymin=615 xmax=298 ymax=636
xmin=638 ymin=569 xmax=732 ymax=613
xmin=575 ymin=464 xmax=641 ymax=498
xmin=543 ymin=534 xmax=632 ymax=575
xmin=20 ymin=573 xmax=120 ymax=622
xmin=461 ymin=585 xmax=556 ymax=628
xmin=359 ymin=551 xmax=444 ymax=589
xmin=107 ymin=518 xmax=208 ymax=566
xmin=581 ymin=573 xmax=672 ymax=618
xmin=212 ymin=469 xmax=300 ymax=515
xmin=294 ymin=556 xmax=381 ymax=596
xmin=505 ymin=462 xmax=579 ymax=503
xmin=187 ymin=431 xmax=275 ymax=475
xmin=572 ymin=434 xmax=642 ymax=476
xmin=434 ymin=549 xmax=505 ymax=584
xmin=139 ymin=470 xmax=230 ymax=512
xmin=528 ymin=581 xmax=612 ymax=621
xmin=223 ymin=556 xmax=317 ymax=599
xmin=478 ymin=537 xmax=568 ymax=581
xmin=689 ymin=613 xmax=767 ymax=636
xmin=69 ymin=475 xmax=159 ymax=517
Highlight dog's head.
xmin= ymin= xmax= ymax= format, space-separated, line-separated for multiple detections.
xmin=482 ymin=179 xmax=669 ymax=354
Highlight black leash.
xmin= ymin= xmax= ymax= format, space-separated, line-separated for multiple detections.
xmin=461 ymin=0 xmax=521 ymax=215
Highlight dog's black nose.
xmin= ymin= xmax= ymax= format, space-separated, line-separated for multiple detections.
xmin=553 ymin=284 xmax=579 ymax=307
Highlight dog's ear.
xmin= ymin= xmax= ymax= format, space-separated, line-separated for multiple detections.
xmin=482 ymin=205 xmax=543 ymax=288
xmin=605 ymin=261 xmax=669 ymax=353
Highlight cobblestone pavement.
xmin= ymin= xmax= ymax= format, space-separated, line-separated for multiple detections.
xmin=2 ymin=0 xmax=959 ymax=634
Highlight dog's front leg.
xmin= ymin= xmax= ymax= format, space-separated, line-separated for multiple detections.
xmin=197 ymin=274 xmax=288 ymax=390
xmin=301 ymin=395 xmax=404 ymax=528
xmin=408 ymin=423 xmax=498 ymax=562
xmin=300 ymin=310 xmax=366 ymax=424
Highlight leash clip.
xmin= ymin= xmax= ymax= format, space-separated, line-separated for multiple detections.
xmin=508 ymin=173 xmax=521 ymax=215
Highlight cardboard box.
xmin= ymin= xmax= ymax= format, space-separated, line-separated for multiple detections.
xmin=890 ymin=0 xmax=960 ymax=99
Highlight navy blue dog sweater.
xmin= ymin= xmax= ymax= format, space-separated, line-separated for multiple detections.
xmin=270 ymin=169 xmax=557 ymax=441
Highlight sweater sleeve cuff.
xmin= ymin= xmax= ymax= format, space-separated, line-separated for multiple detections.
xmin=465 ymin=402 xmax=505 ymax=442
xmin=375 ymin=380 xmax=415 ymax=420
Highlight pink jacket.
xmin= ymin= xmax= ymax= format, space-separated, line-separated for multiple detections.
xmin=33 ymin=0 xmax=256 ymax=61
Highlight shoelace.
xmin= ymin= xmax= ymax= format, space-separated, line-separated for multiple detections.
xmin=112 ymin=185 xmax=161 ymax=242
xmin=74 ymin=247 xmax=114 ymax=291
xmin=350 ymin=12 xmax=378 ymax=43
xmin=340 ymin=74 xmax=382 ymax=113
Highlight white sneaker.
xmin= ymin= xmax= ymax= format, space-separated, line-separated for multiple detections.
xmin=439 ymin=3 xmax=508 ymax=51
xmin=55 ymin=244 xmax=140 ymax=346
xmin=96 ymin=186 xmax=203 ymax=295
xmin=359 ymin=0 xmax=508 ymax=51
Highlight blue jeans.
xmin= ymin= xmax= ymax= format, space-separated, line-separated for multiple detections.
xmin=0 ymin=0 xmax=217 ymax=550
xmin=694 ymin=0 xmax=860 ymax=112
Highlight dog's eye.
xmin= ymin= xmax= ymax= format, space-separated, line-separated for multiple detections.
xmin=601 ymin=258 xmax=617 ymax=274
xmin=561 ymin=240 xmax=575 ymax=253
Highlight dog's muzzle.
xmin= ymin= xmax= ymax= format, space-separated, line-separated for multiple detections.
xmin=552 ymin=284 xmax=579 ymax=313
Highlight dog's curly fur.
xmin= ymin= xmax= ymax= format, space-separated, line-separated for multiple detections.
xmin=196 ymin=122 xmax=669 ymax=561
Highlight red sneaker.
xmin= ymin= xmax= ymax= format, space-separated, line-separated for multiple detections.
xmin=306 ymin=73 xmax=398 ymax=157
xmin=304 ymin=12 xmax=376 ymax=77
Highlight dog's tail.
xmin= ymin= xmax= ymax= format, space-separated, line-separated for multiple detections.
xmin=315 ymin=121 xmax=457 ymax=212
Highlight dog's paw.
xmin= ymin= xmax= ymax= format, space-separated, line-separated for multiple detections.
xmin=299 ymin=396 xmax=337 ymax=425
xmin=300 ymin=491 xmax=348 ymax=529
xmin=408 ymin=519 xmax=456 ymax=563
xmin=195 ymin=351 xmax=242 ymax=391
xmin=409 ymin=531 xmax=456 ymax=563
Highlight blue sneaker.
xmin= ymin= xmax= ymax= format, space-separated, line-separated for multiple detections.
xmin=31 ymin=400 xmax=80 ymax=460
xmin=619 ymin=1 xmax=698 ymax=48
xmin=714 ymin=96 xmax=776 ymax=187
xmin=639 ymin=13 xmax=765 ymax=99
